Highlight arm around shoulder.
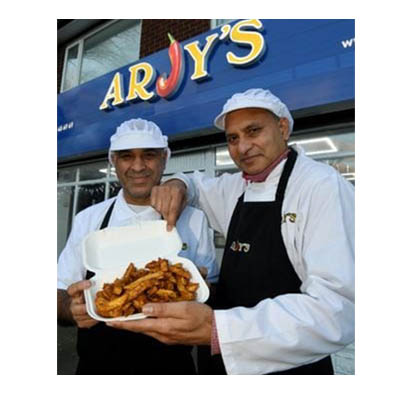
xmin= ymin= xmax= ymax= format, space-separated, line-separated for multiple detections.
xmin=166 ymin=171 xmax=244 ymax=236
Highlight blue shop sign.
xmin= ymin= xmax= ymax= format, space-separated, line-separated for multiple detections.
xmin=57 ymin=19 xmax=355 ymax=160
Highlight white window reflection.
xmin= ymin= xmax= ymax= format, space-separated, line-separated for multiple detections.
xmin=57 ymin=186 xmax=75 ymax=258
xmin=63 ymin=44 xmax=79 ymax=91
xmin=57 ymin=166 xmax=77 ymax=183
xmin=289 ymin=137 xmax=338 ymax=156
xmin=79 ymin=161 xmax=109 ymax=181
xmin=62 ymin=20 xmax=141 ymax=92
xmin=80 ymin=20 xmax=141 ymax=84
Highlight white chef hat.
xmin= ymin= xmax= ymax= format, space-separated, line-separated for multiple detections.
xmin=109 ymin=118 xmax=170 ymax=164
xmin=214 ymin=88 xmax=294 ymax=134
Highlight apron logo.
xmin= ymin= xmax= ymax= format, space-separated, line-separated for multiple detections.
xmin=282 ymin=213 xmax=297 ymax=223
xmin=230 ymin=240 xmax=251 ymax=253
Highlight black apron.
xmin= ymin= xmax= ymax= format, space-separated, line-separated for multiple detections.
xmin=198 ymin=148 xmax=333 ymax=375
xmin=76 ymin=200 xmax=196 ymax=375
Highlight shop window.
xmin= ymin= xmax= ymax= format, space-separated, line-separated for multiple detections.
xmin=62 ymin=44 xmax=79 ymax=92
xmin=57 ymin=186 xmax=75 ymax=258
xmin=57 ymin=160 xmax=116 ymax=250
xmin=79 ymin=161 xmax=109 ymax=181
xmin=57 ymin=166 xmax=77 ymax=183
xmin=109 ymin=181 xmax=122 ymax=198
xmin=165 ymin=150 xmax=207 ymax=174
xmin=215 ymin=146 xmax=238 ymax=175
xmin=61 ymin=20 xmax=141 ymax=92
xmin=109 ymin=164 xmax=118 ymax=179
xmin=76 ymin=183 xmax=106 ymax=214
xmin=289 ymin=131 xmax=355 ymax=185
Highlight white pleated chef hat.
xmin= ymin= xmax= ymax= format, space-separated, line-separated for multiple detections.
xmin=214 ymin=88 xmax=294 ymax=134
xmin=109 ymin=118 xmax=171 ymax=164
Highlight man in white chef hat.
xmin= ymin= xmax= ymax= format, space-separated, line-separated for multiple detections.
xmin=109 ymin=89 xmax=355 ymax=375
xmin=57 ymin=118 xmax=218 ymax=374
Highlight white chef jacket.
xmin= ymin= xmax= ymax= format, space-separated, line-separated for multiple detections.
xmin=57 ymin=189 xmax=218 ymax=290
xmin=173 ymin=145 xmax=355 ymax=374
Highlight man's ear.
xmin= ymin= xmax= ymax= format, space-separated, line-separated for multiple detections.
xmin=279 ymin=118 xmax=290 ymax=142
xmin=109 ymin=152 xmax=116 ymax=166
xmin=161 ymin=149 xmax=168 ymax=168
xmin=163 ymin=148 xmax=171 ymax=162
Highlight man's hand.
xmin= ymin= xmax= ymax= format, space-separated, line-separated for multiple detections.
xmin=107 ymin=301 xmax=213 ymax=346
xmin=198 ymin=266 xmax=211 ymax=288
xmin=151 ymin=179 xmax=187 ymax=231
xmin=67 ymin=280 xmax=99 ymax=329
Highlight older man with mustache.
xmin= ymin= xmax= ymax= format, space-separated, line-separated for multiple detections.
xmin=109 ymin=89 xmax=355 ymax=375
xmin=57 ymin=118 xmax=218 ymax=374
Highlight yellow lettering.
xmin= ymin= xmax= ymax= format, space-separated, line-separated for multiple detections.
xmin=226 ymin=19 xmax=265 ymax=66
xmin=99 ymin=72 xmax=125 ymax=110
xmin=126 ymin=62 xmax=156 ymax=101
xmin=184 ymin=33 xmax=219 ymax=80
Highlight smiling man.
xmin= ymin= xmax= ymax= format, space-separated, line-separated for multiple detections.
xmin=57 ymin=118 xmax=218 ymax=374
xmin=113 ymin=148 xmax=166 ymax=203
xmin=225 ymin=107 xmax=290 ymax=175
xmin=109 ymin=89 xmax=355 ymax=375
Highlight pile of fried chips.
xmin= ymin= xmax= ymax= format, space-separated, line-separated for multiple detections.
xmin=95 ymin=258 xmax=199 ymax=318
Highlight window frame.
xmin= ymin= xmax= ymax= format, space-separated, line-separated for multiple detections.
xmin=60 ymin=19 xmax=141 ymax=92
xmin=210 ymin=19 xmax=236 ymax=29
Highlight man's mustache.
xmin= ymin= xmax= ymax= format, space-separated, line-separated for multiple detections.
xmin=126 ymin=170 xmax=152 ymax=178
xmin=239 ymin=153 xmax=260 ymax=162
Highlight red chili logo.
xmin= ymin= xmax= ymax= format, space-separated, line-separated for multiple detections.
xmin=156 ymin=33 xmax=185 ymax=99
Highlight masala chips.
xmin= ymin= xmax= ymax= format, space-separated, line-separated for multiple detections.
xmin=95 ymin=258 xmax=199 ymax=318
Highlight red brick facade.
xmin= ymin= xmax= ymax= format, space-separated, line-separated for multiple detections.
xmin=140 ymin=19 xmax=210 ymax=58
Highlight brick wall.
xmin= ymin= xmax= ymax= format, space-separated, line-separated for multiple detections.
xmin=140 ymin=19 xmax=210 ymax=58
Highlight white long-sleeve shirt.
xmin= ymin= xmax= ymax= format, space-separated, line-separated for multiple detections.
xmin=173 ymin=145 xmax=355 ymax=374
xmin=58 ymin=189 xmax=219 ymax=289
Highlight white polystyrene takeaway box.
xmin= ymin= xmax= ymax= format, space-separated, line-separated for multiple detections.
xmin=82 ymin=220 xmax=210 ymax=322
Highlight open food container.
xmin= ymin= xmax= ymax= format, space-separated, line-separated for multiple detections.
xmin=82 ymin=220 xmax=210 ymax=322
